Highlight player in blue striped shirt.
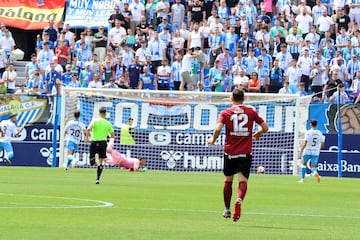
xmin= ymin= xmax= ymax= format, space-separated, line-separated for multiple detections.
xmin=64 ymin=110 xmax=86 ymax=170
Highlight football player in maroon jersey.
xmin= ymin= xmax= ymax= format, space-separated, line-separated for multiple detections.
xmin=208 ymin=88 xmax=269 ymax=222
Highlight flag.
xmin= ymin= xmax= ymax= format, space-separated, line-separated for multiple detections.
xmin=0 ymin=0 xmax=65 ymax=30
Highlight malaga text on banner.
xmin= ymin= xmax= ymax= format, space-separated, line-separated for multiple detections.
xmin=0 ymin=0 xmax=65 ymax=30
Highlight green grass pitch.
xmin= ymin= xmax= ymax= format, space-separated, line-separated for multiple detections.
xmin=0 ymin=167 xmax=359 ymax=240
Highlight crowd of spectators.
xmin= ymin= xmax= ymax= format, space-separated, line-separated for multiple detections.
xmin=1 ymin=0 xmax=360 ymax=104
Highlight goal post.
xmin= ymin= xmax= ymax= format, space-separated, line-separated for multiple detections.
xmin=59 ymin=87 xmax=312 ymax=175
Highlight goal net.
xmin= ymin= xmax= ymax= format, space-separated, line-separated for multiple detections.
xmin=59 ymin=88 xmax=312 ymax=175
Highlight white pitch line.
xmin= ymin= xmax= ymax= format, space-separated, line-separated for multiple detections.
xmin=0 ymin=193 xmax=113 ymax=209
xmin=117 ymin=207 xmax=360 ymax=220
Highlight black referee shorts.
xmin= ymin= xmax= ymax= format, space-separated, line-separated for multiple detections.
xmin=89 ymin=141 xmax=107 ymax=165
xmin=223 ymin=154 xmax=252 ymax=179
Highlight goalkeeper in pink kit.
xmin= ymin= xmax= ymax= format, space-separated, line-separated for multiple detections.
xmin=104 ymin=138 xmax=147 ymax=171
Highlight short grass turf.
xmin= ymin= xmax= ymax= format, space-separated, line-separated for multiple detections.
xmin=0 ymin=167 xmax=359 ymax=240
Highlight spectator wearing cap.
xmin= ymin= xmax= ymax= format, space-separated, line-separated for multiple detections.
xmin=43 ymin=20 xmax=59 ymax=43
xmin=93 ymin=25 xmax=108 ymax=63
xmin=129 ymin=0 xmax=145 ymax=33
xmin=45 ymin=62 xmax=62 ymax=95
xmin=37 ymin=42 xmax=55 ymax=74
xmin=2 ymin=63 xmax=16 ymax=94
xmin=157 ymin=17 xmax=173 ymax=34
xmin=297 ymin=47 xmax=313 ymax=92
xmin=135 ymin=40 xmax=150 ymax=65
xmin=61 ymin=64 xmax=73 ymax=86
xmin=156 ymin=0 xmax=169 ymax=25
xmin=170 ymin=0 xmax=185 ymax=31
xmin=67 ymin=73 xmax=81 ymax=88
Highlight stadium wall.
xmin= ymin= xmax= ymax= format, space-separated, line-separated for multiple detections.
xmin=2 ymin=99 xmax=360 ymax=177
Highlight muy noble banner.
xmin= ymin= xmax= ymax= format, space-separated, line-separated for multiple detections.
xmin=64 ymin=0 xmax=115 ymax=28
xmin=0 ymin=0 xmax=65 ymax=30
